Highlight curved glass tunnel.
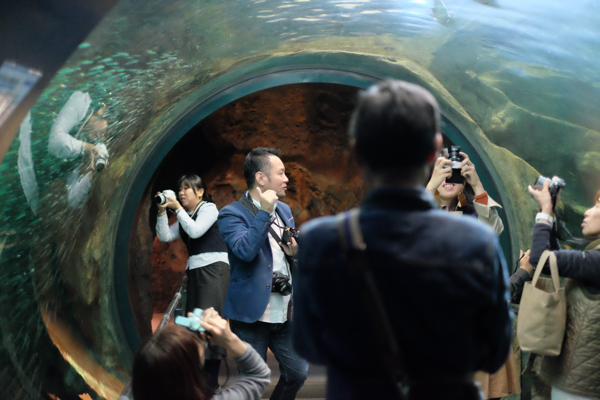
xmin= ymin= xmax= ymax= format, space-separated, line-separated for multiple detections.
xmin=1 ymin=0 xmax=600 ymax=398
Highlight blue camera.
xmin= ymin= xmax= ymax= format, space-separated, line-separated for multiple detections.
xmin=174 ymin=308 xmax=206 ymax=332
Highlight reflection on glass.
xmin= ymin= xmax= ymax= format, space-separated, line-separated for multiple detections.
xmin=1 ymin=0 xmax=600 ymax=398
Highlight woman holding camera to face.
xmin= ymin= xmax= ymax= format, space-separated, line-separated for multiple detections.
xmin=427 ymin=150 xmax=520 ymax=400
xmin=156 ymin=174 xmax=230 ymax=389
xmin=132 ymin=309 xmax=270 ymax=400
xmin=426 ymin=149 xmax=504 ymax=235
xmin=528 ymin=180 xmax=600 ymax=400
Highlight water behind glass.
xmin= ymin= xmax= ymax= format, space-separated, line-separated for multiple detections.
xmin=1 ymin=0 xmax=600 ymax=397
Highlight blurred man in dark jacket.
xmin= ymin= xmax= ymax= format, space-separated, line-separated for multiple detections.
xmin=292 ymin=80 xmax=512 ymax=400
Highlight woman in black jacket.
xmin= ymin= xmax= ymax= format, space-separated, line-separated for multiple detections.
xmin=528 ymin=179 xmax=600 ymax=400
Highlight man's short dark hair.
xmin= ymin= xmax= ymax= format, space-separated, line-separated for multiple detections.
xmin=243 ymin=147 xmax=282 ymax=188
xmin=349 ymin=80 xmax=440 ymax=171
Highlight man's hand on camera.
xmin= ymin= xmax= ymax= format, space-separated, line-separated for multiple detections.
xmin=256 ymin=187 xmax=278 ymax=214
xmin=279 ymin=236 xmax=298 ymax=257
xmin=426 ymin=156 xmax=453 ymax=194
xmin=528 ymin=179 xmax=554 ymax=216
xmin=459 ymin=152 xmax=484 ymax=195
xmin=197 ymin=308 xmax=247 ymax=358
xmin=519 ymin=249 xmax=534 ymax=275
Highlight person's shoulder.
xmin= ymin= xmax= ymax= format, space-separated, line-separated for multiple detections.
xmin=302 ymin=214 xmax=339 ymax=237
xmin=201 ymin=201 xmax=218 ymax=211
xmin=276 ymin=200 xmax=292 ymax=213
xmin=219 ymin=201 xmax=242 ymax=214
xmin=424 ymin=209 xmax=497 ymax=243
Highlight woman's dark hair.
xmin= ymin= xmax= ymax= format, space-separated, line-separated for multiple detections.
xmin=445 ymin=182 xmax=476 ymax=214
xmin=132 ymin=325 xmax=214 ymax=400
xmin=178 ymin=174 xmax=213 ymax=203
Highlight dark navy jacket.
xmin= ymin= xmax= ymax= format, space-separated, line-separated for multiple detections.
xmin=292 ymin=186 xmax=512 ymax=400
xmin=218 ymin=192 xmax=295 ymax=322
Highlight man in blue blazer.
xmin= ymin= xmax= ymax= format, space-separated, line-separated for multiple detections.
xmin=218 ymin=147 xmax=308 ymax=400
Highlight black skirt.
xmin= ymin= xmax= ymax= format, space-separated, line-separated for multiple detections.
xmin=185 ymin=261 xmax=230 ymax=360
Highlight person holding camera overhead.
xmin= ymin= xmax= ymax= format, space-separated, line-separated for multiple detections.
xmin=155 ymin=174 xmax=230 ymax=389
xmin=426 ymin=146 xmax=504 ymax=235
xmin=131 ymin=308 xmax=270 ymax=400
xmin=528 ymin=177 xmax=600 ymax=400
xmin=217 ymin=147 xmax=308 ymax=400
xmin=426 ymin=147 xmax=519 ymax=399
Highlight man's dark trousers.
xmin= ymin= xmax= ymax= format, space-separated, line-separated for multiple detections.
xmin=231 ymin=320 xmax=308 ymax=400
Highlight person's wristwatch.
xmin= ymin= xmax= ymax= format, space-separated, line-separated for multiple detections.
xmin=535 ymin=212 xmax=554 ymax=225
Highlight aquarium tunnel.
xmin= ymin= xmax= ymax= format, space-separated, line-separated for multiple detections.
xmin=1 ymin=0 xmax=600 ymax=398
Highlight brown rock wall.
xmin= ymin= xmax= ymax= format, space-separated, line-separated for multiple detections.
xmin=146 ymin=83 xmax=363 ymax=313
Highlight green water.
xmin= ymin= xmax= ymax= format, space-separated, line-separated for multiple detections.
xmin=2 ymin=0 xmax=600 ymax=398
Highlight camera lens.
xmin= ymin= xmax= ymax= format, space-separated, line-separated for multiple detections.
xmin=155 ymin=193 xmax=166 ymax=205
xmin=95 ymin=157 xmax=106 ymax=172
xmin=448 ymin=146 xmax=461 ymax=162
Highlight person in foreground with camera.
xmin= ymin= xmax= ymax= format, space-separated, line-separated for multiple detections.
xmin=528 ymin=176 xmax=600 ymax=400
xmin=131 ymin=308 xmax=270 ymax=400
xmin=426 ymin=145 xmax=504 ymax=235
xmin=217 ymin=147 xmax=307 ymax=400
xmin=156 ymin=174 xmax=230 ymax=389
xmin=292 ymin=80 xmax=512 ymax=400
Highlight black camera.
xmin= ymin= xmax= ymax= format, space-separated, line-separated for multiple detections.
xmin=272 ymin=272 xmax=292 ymax=296
xmin=281 ymin=227 xmax=299 ymax=243
xmin=445 ymin=146 xmax=465 ymax=184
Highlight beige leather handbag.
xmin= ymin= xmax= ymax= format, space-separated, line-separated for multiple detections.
xmin=517 ymin=250 xmax=566 ymax=356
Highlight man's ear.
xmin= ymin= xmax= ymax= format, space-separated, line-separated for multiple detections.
xmin=255 ymin=171 xmax=264 ymax=187
xmin=349 ymin=139 xmax=364 ymax=167
xmin=427 ymin=132 xmax=443 ymax=163
xmin=435 ymin=132 xmax=443 ymax=151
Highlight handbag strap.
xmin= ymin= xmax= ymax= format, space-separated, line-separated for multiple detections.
xmin=531 ymin=250 xmax=560 ymax=292
xmin=336 ymin=209 xmax=405 ymax=397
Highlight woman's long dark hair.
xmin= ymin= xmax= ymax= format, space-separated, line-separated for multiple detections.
xmin=445 ymin=182 xmax=476 ymax=215
xmin=178 ymin=174 xmax=213 ymax=203
xmin=132 ymin=325 xmax=214 ymax=400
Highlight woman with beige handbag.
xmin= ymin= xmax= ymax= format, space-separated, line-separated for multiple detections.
xmin=528 ymin=179 xmax=600 ymax=400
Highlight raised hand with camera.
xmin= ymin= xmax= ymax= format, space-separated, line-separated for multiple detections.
xmin=197 ymin=308 xmax=248 ymax=358
xmin=155 ymin=189 xmax=179 ymax=217
xmin=458 ymin=152 xmax=485 ymax=196
xmin=527 ymin=176 xmax=565 ymax=224
xmin=426 ymin=155 xmax=453 ymax=195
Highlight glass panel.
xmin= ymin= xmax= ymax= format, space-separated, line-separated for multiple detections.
xmin=1 ymin=0 xmax=599 ymax=397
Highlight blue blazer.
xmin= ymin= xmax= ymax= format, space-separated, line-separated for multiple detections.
xmin=218 ymin=193 xmax=295 ymax=322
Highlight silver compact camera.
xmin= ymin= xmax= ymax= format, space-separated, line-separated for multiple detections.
xmin=156 ymin=189 xmax=177 ymax=205
xmin=94 ymin=143 xmax=109 ymax=172
xmin=534 ymin=175 xmax=565 ymax=198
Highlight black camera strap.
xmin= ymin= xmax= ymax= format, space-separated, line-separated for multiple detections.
xmin=336 ymin=209 xmax=405 ymax=399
